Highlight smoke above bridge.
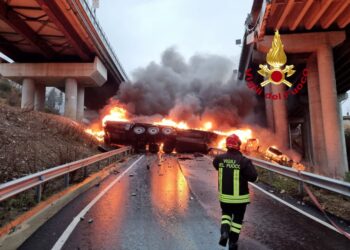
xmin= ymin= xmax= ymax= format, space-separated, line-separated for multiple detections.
xmin=114 ymin=47 xmax=257 ymax=130
xmin=87 ymin=48 xmax=301 ymax=160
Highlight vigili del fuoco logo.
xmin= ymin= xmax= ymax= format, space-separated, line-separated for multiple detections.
xmin=245 ymin=30 xmax=308 ymax=100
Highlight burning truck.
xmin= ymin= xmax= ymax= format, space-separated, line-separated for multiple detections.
xmin=104 ymin=120 xmax=218 ymax=154
xmin=102 ymin=121 xmax=304 ymax=170
xmin=85 ymin=104 xmax=304 ymax=170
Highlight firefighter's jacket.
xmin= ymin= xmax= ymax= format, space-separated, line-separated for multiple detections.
xmin=213 ymin=149 xmax=258 ymax=204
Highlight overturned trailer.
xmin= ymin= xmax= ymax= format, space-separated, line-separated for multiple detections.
xmin=104 ymin=121 xmax=218 ymax=154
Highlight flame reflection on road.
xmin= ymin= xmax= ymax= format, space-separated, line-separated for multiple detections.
xmin=150 ymin=156 xmax=189 ymax=216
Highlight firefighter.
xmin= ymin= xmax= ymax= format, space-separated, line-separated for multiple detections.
xmin=213 ymin=134 xmax=258 ymax=250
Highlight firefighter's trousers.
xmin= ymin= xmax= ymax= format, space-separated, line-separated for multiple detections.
xmin=220 ymin=202 xmax=247 ymax=243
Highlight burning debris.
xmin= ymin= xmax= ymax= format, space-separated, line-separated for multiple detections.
xmin=242 ymin=143 xmax=305 ymax=171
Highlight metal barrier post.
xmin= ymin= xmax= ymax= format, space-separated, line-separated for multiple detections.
xmin=83 ymin=167 xmax=88 ymax=178
xmin=64 ymin=173 xmax=70 ymax=187
xmin=268 ymin=171 xmax=274 ymax=184
xmin=298 ymin=181 xmax=304 ymax=195
xmin=35 ymin=184 xmax=42 ymax=203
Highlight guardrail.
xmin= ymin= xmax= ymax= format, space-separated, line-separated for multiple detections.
xmin=0 ymin=146 xmax=133 ymax=203
xmin=209 ymin=148 xmax=350 ymax=198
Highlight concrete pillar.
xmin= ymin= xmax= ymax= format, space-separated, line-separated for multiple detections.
xmin=265 ymin=84 xmax=275 ymax=131
xmin=77 ymin=86 xmax=85 ymax=122
xmin=317 ymin=44 xmax=348 ymax=177
xmin=64 ymin=78 xmax=78 ymax=120
xmin=307 ymin=57 xmax=328 ymax=174
xmin=271 ymin=84 xmax=289 ymax=148
xmin=21 ymin=78 xmax=35 ymax=110
xmin=338 ymin=94 xmax=348 ymax=173
xmin=34 ymin=84 xmax=46 ymax=111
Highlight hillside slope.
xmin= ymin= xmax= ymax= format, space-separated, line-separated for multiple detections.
xmin=0 ymin=104 xmax=99 ymax=183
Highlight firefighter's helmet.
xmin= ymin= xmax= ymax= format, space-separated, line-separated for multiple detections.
xmin=226 ymin=134 xmax=241 ymax=150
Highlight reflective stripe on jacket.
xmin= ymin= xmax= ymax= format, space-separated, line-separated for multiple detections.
xmin=213 ymin=149 xmax=257 ymax=204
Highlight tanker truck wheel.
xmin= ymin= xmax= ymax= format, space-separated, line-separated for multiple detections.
xmin=149 ymin=143 xmax=159 ymax=153
xmin=133 ymin=126 xmax=146 ymax=135
xmin=163 ymin=142 xmax=175 ymax=154
xmin=148 ymin=127 xmax=159 ymax=135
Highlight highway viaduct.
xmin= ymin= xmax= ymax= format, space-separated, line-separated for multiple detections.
xmin=0 ymin=1 xmax=350 ymax=249
xmin=239 ymin=0 xmax=350 ymax=178
xmin=0 ymin=0 xmax=349 ymax=180
xmin=0 ymin=0 xmax=127 ymax=121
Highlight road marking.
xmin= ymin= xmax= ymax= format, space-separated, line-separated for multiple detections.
xmin=249 ymin=182 xmax=339 ymax=233
xmin=204 ymin=154 xmax=342 ymax=234
xmin=51 ymin=155 xmax=145 ymax=250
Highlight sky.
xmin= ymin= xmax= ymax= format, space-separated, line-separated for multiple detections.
xmin=91 ymin=0 xmax=350 ymax=115
xmin=94 ymin=0 xmax=254 ymax=78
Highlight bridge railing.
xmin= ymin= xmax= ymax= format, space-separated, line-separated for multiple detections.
xmin=71 ymin=0 xmax=128 ymax=81
xmin=209 ymin=148 xmax=350 ymax=198
xmin=0 ymin=146 xmax=133 ymax=203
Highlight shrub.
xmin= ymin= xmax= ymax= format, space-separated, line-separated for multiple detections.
xmin=345 ymin=172 xmax=350 ymax=183
xmin=6 ymin=89 xmax=21 ymax=106
xmin=0 ymin=80 xmax=11 ymax=93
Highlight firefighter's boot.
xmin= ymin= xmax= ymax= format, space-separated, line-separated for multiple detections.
xmin=228 ymin=232 xmax=239 ymax=250
xmin=229 ymin=241 xmax=238 ymax=250
xmin=219 ymin=224 xmax=230 ymax=246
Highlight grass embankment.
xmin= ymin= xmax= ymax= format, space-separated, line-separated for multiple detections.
xmin=257 ymin=168 xmax=350 ymax=221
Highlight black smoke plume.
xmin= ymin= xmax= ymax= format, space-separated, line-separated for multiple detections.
xmin=115 ymin=48 xmax=257 ymax=130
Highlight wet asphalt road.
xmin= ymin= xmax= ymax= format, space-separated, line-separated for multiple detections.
xmin=19 ymin=154 xmax=350 ymax=250
xmin=178 ymin=155 xmax=350 ymax=250
xmin=62 ymin=154 xmax=221 ymax=250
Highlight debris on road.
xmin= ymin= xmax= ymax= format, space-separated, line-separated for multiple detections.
xmin=88 ymin=219 xmax=94 ymax=224
xmin=193 ymin=153 xmax=203 ymax=157
xmin=178 ymin=157 xmax=192 ymax=161
xmin=112 ymin=170 xmax=120 ymax=175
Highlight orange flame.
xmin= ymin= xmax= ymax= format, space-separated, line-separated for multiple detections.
xmin=154 ymin=118 xmax=189 ymax=130
xmin=102 ymin=106 xmax=129 ymax=126
xmin=85 ymin=104 xmax=130 ymax=141
xmin=202 ymin=121 xmax=213 ymax=131
xmin=216 ymin=129 xmax=253 ymax=149
xmin=85 ymin=128 xmax=105 ymax=142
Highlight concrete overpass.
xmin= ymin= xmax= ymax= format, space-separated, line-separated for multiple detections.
xmin=239 ymin=0 xmax=350 ymax=178
xmin=0 ymin=0 xmax=128 ymax=120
